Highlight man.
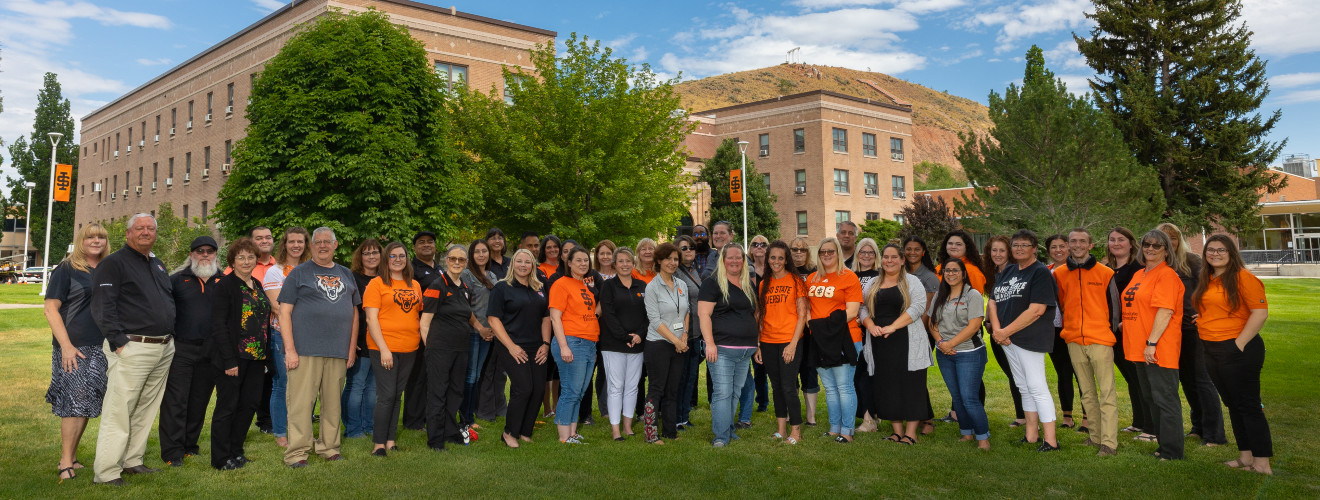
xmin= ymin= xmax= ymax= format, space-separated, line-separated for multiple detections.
xmin=159 ymin=236 xmax=223 ymax=467
xmin=690 ymin=224 xmax=712 ymax=275
xmin=91 ymin=214 xmax=177 ymax=486
xmin=1054 ymin=228 xmax=1118 ymax=457
xmin=485 ymin=227 xmax=509 ymax=280
xmin=702 ymin=221 xmax=734 ymax=279
xmin=412 ymin=231 xmax=439 ymax=289
xmin=403 ymin=231 xmax=439 ymax=431
xmin=519 ymin=231 xmax=540 ymax=253
xmin=837 ymin=220 xmax=859 ymax=269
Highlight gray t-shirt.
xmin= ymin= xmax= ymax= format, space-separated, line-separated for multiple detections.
xmin=278 ymin=261 xmax=361 ymax=359
xmin=935 ymin=286 xmax=985 ymax=352
xmin=910 ymin=265 xmax=939 ymax=294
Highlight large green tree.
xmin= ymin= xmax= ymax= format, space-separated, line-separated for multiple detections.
xmin=698 ymin=139 xmax=780 ymax=241
xmin=1075 ymin=0 xmax=1283 ymax=232
xmin=898 ymin=194 xmax=961 ymax=249
xmin=6 ymin=73 xmax=78 ymax=264
xmin=955 ymin=46 xmax=1165 ymax=237
xmin=214 ymin=9 xmax=479 ymax=257
xmin=449 ymin=33 xmax=694 ymax=245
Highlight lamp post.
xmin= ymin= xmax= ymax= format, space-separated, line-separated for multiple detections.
xmin=40 ymin=132 xmax=63 ymax=296
xmin=21 ymin=181 xmax=36 ymax=273
xmin=737 ymin=140 xmax=749 ymax=249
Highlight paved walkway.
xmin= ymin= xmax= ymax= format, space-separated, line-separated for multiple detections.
xmin=0 ymin=304 xmax=43 ymax=309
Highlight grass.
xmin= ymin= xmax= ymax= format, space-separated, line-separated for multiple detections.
xmin=2 ymin=280 xmax=1318 ymax=498
xmin=0 ymin=283 xmax=47 ymax=305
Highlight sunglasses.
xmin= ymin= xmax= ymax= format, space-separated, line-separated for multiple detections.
xmin=1141 ymin=241 xmax=1165 ymax=249
xmin=751 ymin=242 xmax=767 ymax=248
xmin=679 ymin=246 xmax=692 ymax=251
xmin=819 ymin=249 xmax=837 ymax=255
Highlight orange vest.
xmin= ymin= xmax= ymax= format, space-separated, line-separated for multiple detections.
xmin=1053 ymin=257 xmax=1115 ymax=346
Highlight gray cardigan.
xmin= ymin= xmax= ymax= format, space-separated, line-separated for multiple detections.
xmin=644 ymin=275 xmax=689 ymax=343
xmin=858 ymin=273 xmax=933 ymax=373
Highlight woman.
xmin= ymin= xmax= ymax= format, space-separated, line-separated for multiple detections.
xmin=594 ymin=239 xmax=618 ymax=280
xmin=261 ymin=226 xmax=310 ymax=448
xmin=1121 ymin=230 xmax=1185 ymax=461
xmin=364 ymin=242 xmax=423 ymax=456
xmin=928 ymin=258 xmax=990 ymax=449
xmin=789 ymin=236 xmax=820 ymax=425
xmin=45 ymin=223 xmax=110 ymax=481
xmin=599 ymin=247 xmax=646 ymax=441
xmin=488 ymin=249 xmax=551 ymax=448
xmin=938 ymin=230 xmax=986 ymax=293
xmin=749 ymin=235 xmax=770 ymax=281
xmin=1106 ymin=226 xmax=1152 ymax=439
xmin=419 ymin=244 xmax=487 ymax=451
xmin=860 ymin=244 xmax=933 ymax=445
xmin=987 ymin=229 xmax=1060 ymax=452
xmin=485 ymin=228 xmax=509 ymax=279
xmin=674 ymin=235 xmax=704 ymax=429
xmin=538 ymin=235 xmax=562 ymax=279
xmin=982 ymin=235 xmax=1025 ymax=427
xmin=209 ymin=237 xmax=271 ymax=470
xmin=905 ymin=235 xmax=943 ymax=429
xmin=697 ymin=243 xmax=759 ymax=447
xmin=633 ymin=238 xmax=658 ymax=283
xmin=1045 ymin=234 xmax=1080 ymax=429
xmin=459 ymin=239 xmax=498 ymax=431
xmin=851 ymin=237 xmax=882 ymax=433
xmin=1193 ymin=235 xmax=1272 ymax=474
xmin=755 ymin=240 xmax=807 ymax=444
xmin=1159 ymin=222 xmax=1226 ymax=446
xmin=549 ymin=246 xmax=601 ymax=444
xmin=640 ymin=243 xmax=691 ymax=444
xmin=806 ymin=237 xmax=864 ymax=443
xmin=748 ymin=234 xmax=772 ymax=416
xmin=344 ymin=239 xmax=382 ymax=440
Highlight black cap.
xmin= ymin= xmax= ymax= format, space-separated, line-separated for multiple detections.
xmin=190 ymin=236 xmax=218 ymax=252
xmin=412 ymin=231 xmax=437 ymax=244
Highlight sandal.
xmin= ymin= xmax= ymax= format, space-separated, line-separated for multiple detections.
xmin=885 ymin=433 xmax=902 ymax=443
xmin=58 ymin=466 xmax=76 ymax=483
xmin=770 ymin=432 xmax=784 ymax=440
xmin=785 ymin=436 xmax=800 ymax=445
xmin=898 ymin=435 xmax=916 ymax=445
xmin=71 ymin=460 xmax=85 ymax=470
xmin=1223 ymin=459 xmax=1252 ymax=469
xmin=1133 ymin=434 xmax=1157 ymax=442
xmin=1121 ymin=425 xmax=1141 ymax=433
xmin=1009 ymin=420 xmax=1025 ymax=428
xmin=834 ymin=435 xmax=853 ymax=444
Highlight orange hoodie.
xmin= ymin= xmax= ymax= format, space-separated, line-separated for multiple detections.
xmin=1053 ymin=255 xmax=1115 ymax=346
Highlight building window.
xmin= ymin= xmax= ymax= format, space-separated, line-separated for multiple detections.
xmin=503 ymin=75 xmax=525 ymax=105
xmin=865 ymin=172 xmax=879 ymax=196
xmin=206 ymin=92 xmax=213 ymax=120
xmin=793 ymin=128 xmax=805 ymax=153
xmin=762 ymin=173 xmax=770 ymax=191
xmin=127 ymin=128 xmax=133 ymax=151
xmin=204 ymin=146 xmax=211 ymax=174
xmin=225 ymin=140 xmax=232 ymax=164
xmin=894 ymin=214 xmax=906 ymax=225
xmin=758 ymin=134 xmax=770 ymax=157
xmin=202 ymin=201 xmax=208 ymax=221
xmin=833 ymin=169 xmax=849 ymax=194
xmin=435 ymin=62 xmax=468 ymax=90
xmin=866 ymin=212 xmax=880 ymax=221
xmin=862 ymin=133 xmax=877 ymax=157
xmin=892 ymin=175 xmax=906 ymax=199
xmin=890 ymin=137 xmax=904 ymax=160
xmin=183 ymin=204 xmax=188 ymax=220
xmin=797 ymin=211 xmax=808 ymax=235
xmin=185 ymin=152 xmax=192 ymax=177
xmin=832 ymin=128 xmax=847 ymax=153
xmin=168 ymin=158 xmax=174 ymax=180
xmin=115 ymin=133 xmax=120 ymax=155
xmin=795 ymin=170 xmax=806 ymax=194
xmin=227 ymin=83 xmax=235 ymax=111
xmin=187 ymin=101 xmax=193 ymax=128
xmin=170 ymin=108 xmax=177 ymax=135
xmin=153 ymin=163 xmax=158 ymax=185
xmin=835 ymin=211 xmax=851 ymax=228
xmin=138 ymin=167 xmax=143 ymax=188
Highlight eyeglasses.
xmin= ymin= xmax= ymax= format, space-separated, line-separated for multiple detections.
xmin=312 ymin=240 xmax=335 ymax=246
xmin=1205 ymin=247 xmax=1228 ymax=255
xmin=692 ymin=232 xmax=707 ymax=237
xmin=193 ymin=248 xmax=216 ymax=255
xmin=234 ymin=254 xmax=257 ymax=262
xmin=751 ymin=242 xmax=767 ymax=248
xmin=790 ymin=248 xmax=807 ymax=253
xmin=1011 ymin=243 xmax=1034 ymax=249
xmin=858 ymin=250 xmax=876 ymax=256
xmin=679 ymin=246 xmax=692 ymax=251
xmin=1141 ymin=241 xmax=1165 ymax=249
xmin=361 ymin=250 xmax=381 ymax=256
xmin=447 ymin=256 xmax=468 ymax=263
xmin=388 ymin=254 xmax=409 ymax=260
xmin=818 ymin=249 xmax=837 ymax=255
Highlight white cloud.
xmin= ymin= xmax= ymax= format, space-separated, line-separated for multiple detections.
xmin=135 ymin=58 xmax=173 ymax=66
xmin=1277 ymin=88 xmax=1320 ymax=104
xmin=251 ymin=0 xmax=286 ymax=13
xmin=606 ymin=33 xmax=637 ymax=50
xmin=968 ymin=0 xmax=1092 ymax=53
xmin=790 ymin=0 xmax=965 ymax=14
xmin=1055 ymin=74 xmax=1093 ymax=96
xmin=1272 ymin=72 xmax=1320 ymax=89
xmin=1241 ymin=0 xmax=1320 ymax=57
xmin=2 ymin=0 xmax=171 ymax=28
xmin=1042 ymin=40 xmax=1087 ymax=70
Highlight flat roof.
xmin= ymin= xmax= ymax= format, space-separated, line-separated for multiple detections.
xmin=693 ymin=89 xmax=914 ymax=116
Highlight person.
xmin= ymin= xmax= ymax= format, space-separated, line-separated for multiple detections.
xmin=553 ymin=239 xmax=609 ymax=426
xmin=928 ymin=258 xmax=990 ymax=449
xmin=403 ymin=230 xmax=439 ymax=432
xmin=674 ymin=235 xmax=705 ymax=429
xmin=837 ymin=221 xmax=859 ymax=268
xmin=460 ymin=239 xmax=498 ymax=432
xmin=747 ymin=234 xmax=772 ymax=414
xmin=755 ymin=240 xmax=807 ymax=444
xmin=1121 ymin=229 xmax=1185 ymax=461
xmin=1159 ymin=222 xmax=1226 ymax=446
xmin=988 ymin=229 xmax=1060 ymax=452
xmin=600 ymin=247 xmax=647 ymax=441
xmin=343 ymin=239 xmax=382 ymax=440
xmin=1054 ymin=228 xmax=1119 ymax=456
xmin=806 ymin=237 xmax=864 ymax=443
xmin=1043 ymin=234 xmax=1081 ymax=429
xmin=851 ymin=237 xmax=882 ymax=433
xmin=940 ymin=230 xmax=987 ymax=292
xmin=749 ymin=234 xmax=770 ymax=280
xmin=485 ymin=228 xmax=510 ymax=279
xmin=45 ymin=223 xmax=111 ymax=482
xmin=1193 ymin=235 xmax=1272 ymax=474
xmin=208 ymin=238 xmax=271 ymax=470
xmin=250 ymin=226 xmax=278 ymax=435
xmin=488 ymin=249 xmax=552 ymax=448
xmin=698 ymin=243 xmax=759 ymax=447
xmin=549 ymin=246 xmax=601 ymax=444
xmin=278 ymin=227 xmax=360 ymax=468
xmin=363 ymin=242 xmax=423 ymax=457
xmin=981 ymin=234 xmax=1025 ymax=427
xmin=159 ymin=236 xmax=223 ymax=467
xmin=903 ymin=235 xmax=942 ymax=429
xmin=1105 ymin=226 xmax=1152 ymax=439
xmin=538 ymin=235 xmax=563 ymax=280
xmin=420 ymin=244 xmax=489 ymax=451
xmin=594 ymin=239 xmax=618 ymax=280
xmin=690 ymin=224 xmax=714 ymax=275
xmin=479 ymin=231 xmax=519 ymax=422
xmin=411 ymin=231 xmax=440 ymax=288
xmin=703 ymin=222 xmax=734 ymax=279
xmin=519 ymin=232 xmax=540 ymax=254
xmin=262 ymin=226 xmax=310 ymax=448
xmin=639 ymin=243 xmax=691 ymax=444
xmin=90 ymin=214 xmax=176 ymax=486
xmin=860 ymin=244 xmax=933 ymax=445
xmin=633 ymin=238 xmax=658 ymax=283
xmin=789 ymin=236 xmax=820 ymax=425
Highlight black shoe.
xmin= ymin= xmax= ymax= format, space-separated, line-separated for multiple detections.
xmin=1037 ymin=441 xmax=1060 ymax=452
xmin=122 ymin=465 xmax=159 ymax=475
xmin=258 ymin=425 xmax=273 ymax=434
xmin=287 ymin=460 xmax=308 ymax=469
xmin=165 ymin=458 xmax=183 ymax=468
xmin=312 ymin=414 xmax=320 ymax=423
xmin=1076 ymin=426 xmax=1090 ymax=434
xmin=371 ymin=448 xmax=387 ymax=457
xmin=234 ymin=455 xmax=251 ymax=466
xmin=95 ymin=478 xmax=126 ymax=487
xmin=582 ymin=416 xmax=595 ymax=426
xmin=219 ymin=459 xmax=242 ymax=471
xmin=756 ymin=405 xmax=768 ymax=412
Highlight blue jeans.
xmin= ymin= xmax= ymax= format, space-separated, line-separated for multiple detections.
xmin=817 ymin=341 xmax=862 ymax=436
xmin=551 ymin=336 xmax=597 ymax=426
xmin=937 ymin=347 xmax=990 ymax=440
xmin=269 ymin=332 xmax=289 ymax=437
xmin=341 ymin=354 xmax=375 ymax=437
xmin=709 ymin=347 xmax=755 ymax=444
xmin=738 ymin=364 xmax=755 ymax=423
xmin=677 ymin=350 xmax=701 ymax=423
xmin=460 ymin=332 xmax=491 ymax=426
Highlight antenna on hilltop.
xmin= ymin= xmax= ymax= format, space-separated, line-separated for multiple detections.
xmin=786 ymin=47 xmax=801 ymax=65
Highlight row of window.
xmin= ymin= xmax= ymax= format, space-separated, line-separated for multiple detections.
xmin=793 ymin=211 xmax=904 ymax=236
xmin=84 ymin=141 xmax=233 ymax=203
xmin=86 ymin=79 xmax=249 ymax=162
xmin=754 ymin=129 xmax=904 ymax=159
xmin=772 ymin=170 xmax=905 ymax=198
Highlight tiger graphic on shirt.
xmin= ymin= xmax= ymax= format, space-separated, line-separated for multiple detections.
xmin=316 ymin=275 xmax=346 ymax=302
xmin=394 ymin=288 xmax=419 ymax=313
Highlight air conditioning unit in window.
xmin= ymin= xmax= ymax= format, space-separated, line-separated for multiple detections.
xmin=121 ymin=189 xmax=128 ymax=196
xmin=184 ymin=173 xmax=191 ymax=182
xmin=186 ymin=121 xmax=193 ymax=130
xmin=866 ymin=187 xmax=878 ymax=196
xmin=126 ymin=145 xmax=132 ymax=153
xmin=139 ymin=140 xmax=145 ymax=147
xmin=154 ymin=134 xmax=160 ymax=142
xmin=113 ymin=151 xmax=119 ymax=158
xmin=110 ymin=192 xmax=117 ymax=200
xmin=205 ymin=113 xmax=212 ymax=122
xmin=795 ymin=186 xmax=806 ymax=194
xmin=891 ymin=152 xmax=904 ymax=161
xmin=202 ymin=168 xmax=209 ymax=178
xmin=221 ymin=163 xmax=231 ymax=173
xmin=165 ymin=178 xmax=173 ymax=186
xmin=225 ymin=105 xmax=233 ymax=114
xmin=135 ymin=186 xmax=142 ymax=194
xmin=169 ymin=128 xmax=175 ymax=136
xmin=93 ymin=183 xmax=102 ymax=192
xmin=151 ymin=181 xmax=157 ymax=190
xmin=896 ymin=191 xmax=907 ymax=199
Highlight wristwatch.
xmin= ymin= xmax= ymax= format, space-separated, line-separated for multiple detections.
xmin=1146 ymin=341 xmax=1158 ymax=347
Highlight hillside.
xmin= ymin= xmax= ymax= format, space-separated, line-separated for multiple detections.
xmin=674 ymin=64 xmax=991 ymax=169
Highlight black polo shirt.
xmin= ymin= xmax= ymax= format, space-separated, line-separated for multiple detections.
xmin=421 ymin=271 xmax=472 ymax=351
xmin=488 ymin=279 xmax=549 ymax=345
xmin=92 ymin=245 xmax=176 ymax=349
xmin=171 ymin=267 xmax=224 ymax=343
xmin=413 ymin=257 xmax=439 ymax=289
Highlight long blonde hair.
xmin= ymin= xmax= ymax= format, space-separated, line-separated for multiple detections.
xmin=65 ymin=223 xmax=111 ymax=272
xmin=1156 ymin=222 xmax=1192 ymax=276
xmin=864 ymin=243 xmax=911 ymax=312
xmin=851 ymin=237 xmax=880 ymax=273
xmin=501 ymin=248 xmax=544 ymax=292
xmin=812 ymin=237 xmax=845 ymax=279
xmin=715 ymin=242 xmax=755 ymax=308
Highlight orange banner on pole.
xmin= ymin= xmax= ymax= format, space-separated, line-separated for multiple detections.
xmin=729 ymin=169 xmax=743 ymax=203
xmin=53 ymin=164 xmax=73 ymax=202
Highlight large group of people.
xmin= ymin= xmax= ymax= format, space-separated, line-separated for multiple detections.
xmin=42 ymin=215 xmax=1279 ymax=486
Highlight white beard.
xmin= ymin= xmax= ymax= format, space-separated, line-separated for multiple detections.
xmin=192 ymin=260 xmax=219 ymax=281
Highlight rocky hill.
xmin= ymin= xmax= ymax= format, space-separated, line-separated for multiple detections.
xmin=674 ymin=64 xmax=991 ymax=169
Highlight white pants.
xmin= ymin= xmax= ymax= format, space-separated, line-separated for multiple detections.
xmin=601 ymin=351 xmax=644 ymax=425
xmin=1003 ymin=343 xmax=1056 ymax=423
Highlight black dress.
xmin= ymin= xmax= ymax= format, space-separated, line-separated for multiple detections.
xmin=870 ymin=285 xmax=933 ymax=421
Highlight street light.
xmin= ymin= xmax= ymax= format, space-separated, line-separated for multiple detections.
xmin=737 ymin=140 xmax=749 ymax=249
xmin=21 ymin=181 xmax=36 ymax=273
xmin=40 ymin=132 xmax=62 ymax=296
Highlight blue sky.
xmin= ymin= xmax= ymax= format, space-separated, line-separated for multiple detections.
xmin=3 ymin=0 xmax=1318 ymax=185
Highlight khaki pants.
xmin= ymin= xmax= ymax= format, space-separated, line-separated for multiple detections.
xmin=284 ymin=355 xmax=346 ymax=464
xmin=95 ymin=340 xmax=175 ymax=482
xmin=1068 ymin=342 xmax=1118 ymax=449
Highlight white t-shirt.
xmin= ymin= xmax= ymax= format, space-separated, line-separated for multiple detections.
xmin=263 ymin=263 xmax=289 ymax=330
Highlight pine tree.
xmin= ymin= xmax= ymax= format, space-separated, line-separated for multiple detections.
xmin=698 ymin=139 xmax=780 ymax=241
xmin=6 ymin=73 xmax=78 ymax=264
xmin=1075 ymin=0 xmax=1283 ymax=232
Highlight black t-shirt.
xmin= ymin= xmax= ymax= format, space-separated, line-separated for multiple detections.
xmin=352 ymin=272 xmax=374 ymax=355
xmin=46 ymin=264 xmax=102 ymax=348
xmin=991 ymin=261 xmax=1057 ymax=353
xmin=697 ymin=275 xmax=758 ymax=347
xmin=421 ymin=272 xmax=472 ymax=351
xmin=598 ymin=276 xmax=648 ymax=354
xmin=488 ymin=279 xmax=549 ymax=345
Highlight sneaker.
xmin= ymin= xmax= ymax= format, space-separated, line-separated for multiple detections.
xmin=1037 ymin=442 xmax=1060 ymax=452
xmin=582 ymin=416 xmax=595 ymax=426
xmin=571 ymin=433 xmax=587 ymax=442
xmin=712 ymin=440 xmax=726 ymax=448
xmin=460 ymin=427 xmax=472 ymax=445
xmin=561 ymin=436 xmax=585 ymax=445
xmin=1097 ymin=445 xmax=1117 ymax=457
xmin=287 ymin=460 xmax=308 ymax=469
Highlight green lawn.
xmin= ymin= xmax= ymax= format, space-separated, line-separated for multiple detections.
xmin=0 ymin=283 xmax=47 ymax=305
xmin=2 ymin=280 xmax=1317 ymax=498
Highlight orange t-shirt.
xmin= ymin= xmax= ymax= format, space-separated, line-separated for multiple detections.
xmin=1196 ymin=269 xmax=1268 ymax=342
xmin=632 ymin=268 xmax=657 ymax=284
xmin=550 ymin=276 xmax=600 ymax=342
xmin=538 ymin=262 xmax=559 ymax=279
xmin=1120 ymin=263 xmax=1184 ymax=369
xmin=760 ymin=273 xmax=806 ymax=344
xmin=362 ymin=276 xmax=422 ymax=353
xmin=806 ymin=268 xmax=864 ymax=342
xmin=936 ymin=257 xmax=986 ymax=294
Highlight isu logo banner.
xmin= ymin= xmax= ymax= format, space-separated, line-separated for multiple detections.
xmin=54 ymin=164 xmax=73 ymax=202
xmin=729 ymin=169 xmax=744 ymax=203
